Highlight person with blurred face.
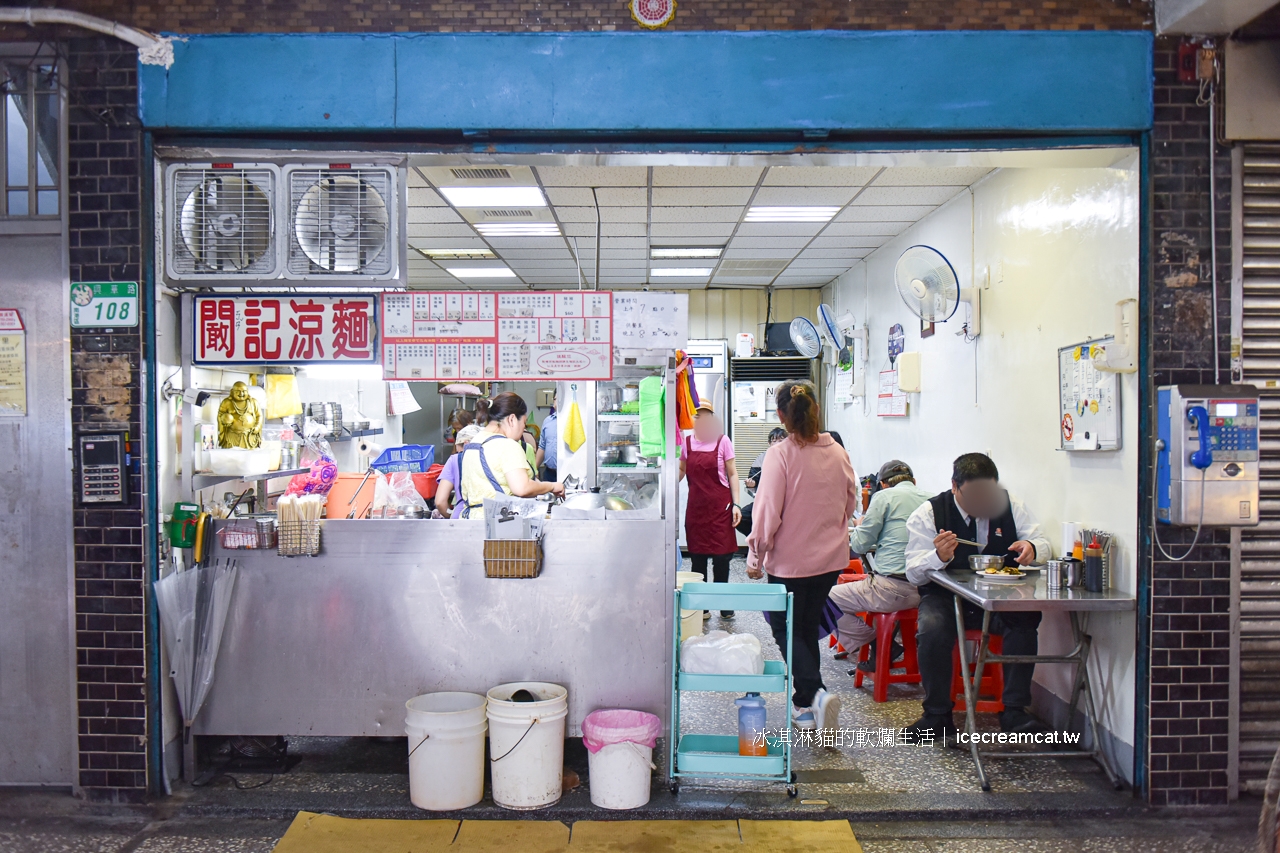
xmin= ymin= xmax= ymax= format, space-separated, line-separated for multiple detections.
xmin=902 ymin=452 xmax=1052 ymax=743
xmin=679 ymin=402 xmax=741 ymax=619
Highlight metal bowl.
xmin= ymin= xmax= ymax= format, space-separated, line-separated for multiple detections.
xmin=968 ymin=554 xmax=1006 ymax=572
xmin=597 ymin=448 xmax=619 ymax=467
xmin=604 ymin=495 xmax=635 ymax=511
xmin=618 ymin=444 xmax=641 ymax=465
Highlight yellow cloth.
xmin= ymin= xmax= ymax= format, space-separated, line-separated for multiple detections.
xmin=265 ymin=374 xmax=303 ymax=419
xmin=563 ymin=399 xmax=586 ymax=452
xmin=459 ymin=433 xmax=532 ymax=519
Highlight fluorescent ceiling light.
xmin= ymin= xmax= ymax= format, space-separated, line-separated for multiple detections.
xmin=651 ymin=267 xmax=714 ymax=277
xmin=745 ymin=206 xmax=841 ymax=222
xmin=650 ymin=247 xmax=723 ymax=259
xmin=446 ymin=267 xmax=518 ymax=279
xmin=475 ymin=223 xmax=561 ymax=237
xmin=439 ymin=186 xmax=546 ymax=208
xmin=417 ymin=247 xmax=496 ymax=260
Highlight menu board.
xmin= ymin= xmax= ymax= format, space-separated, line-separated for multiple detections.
xmin=381 ymin=291 xmax=612 ymax=381
xmin=612 ymin=291 xmax=688 ymax=350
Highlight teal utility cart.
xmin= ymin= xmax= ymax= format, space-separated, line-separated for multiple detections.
xmin=667 ymin=582 xmax=796 ymax=797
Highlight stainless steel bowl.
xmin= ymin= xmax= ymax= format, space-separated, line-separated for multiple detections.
xmin=562 ymin=491 xmax=609 ymax=510
xmin=618 ymin=444 xmax=641 ymax=465
xmin=597 ymin=448 xmax=619 ymax=467
xmin=968 ymin=554 xmax=1006 ymax=572
xmin=604 ymin=495 xmax=634 ymax=511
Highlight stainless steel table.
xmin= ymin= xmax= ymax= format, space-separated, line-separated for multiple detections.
xmin=927 ymin=569 xmax=1135 ymax=792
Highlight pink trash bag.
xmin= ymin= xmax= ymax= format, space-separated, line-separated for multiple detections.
xmin=581 ymin=709 xmax=662 ymax=754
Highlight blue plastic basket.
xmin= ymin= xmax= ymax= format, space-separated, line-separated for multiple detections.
xmin=371 ymin=444 xmax=436 ymax=473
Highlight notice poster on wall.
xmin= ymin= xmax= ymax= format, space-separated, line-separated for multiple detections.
xmin=0 ymin=309 xmax=26 ymax=416
xmin=612 ymin=291 xmax=688 ymax=351
xmin=1058 ymin=339 xmax=1120 ymax=451
xmin=193 ymin=295 xmax=378 ymax=365
xmin=877 ymin=369 xmax=907 ymax=418
xmin=381 ymin=291 xmax=613 ymax=381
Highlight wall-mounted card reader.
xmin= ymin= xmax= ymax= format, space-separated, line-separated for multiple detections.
xmin=77 ymin=431 xmax=129 ymax=505
xmin=1157 ymin=385 xmax=1259 ymax=526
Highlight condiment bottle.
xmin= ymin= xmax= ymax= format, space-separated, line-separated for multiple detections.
xmin=1084 ymin=536 xmax=1105 ymax=593
xmin=1072 ymin=537 xmax=1085 ymax=561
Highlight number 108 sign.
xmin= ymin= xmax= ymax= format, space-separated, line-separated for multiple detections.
xmin=71 ymin=282 xmax=139 ymax=329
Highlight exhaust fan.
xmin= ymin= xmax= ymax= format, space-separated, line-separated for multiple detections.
xmin=285 ymin=166 xmax=396 ymax=279
xmin=165 ymin=164 xmax=279 ymax=279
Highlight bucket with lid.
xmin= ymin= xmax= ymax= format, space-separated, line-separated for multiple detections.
xmin=403 ymin=692 xmax=487 ymax=811
xmin=485 ymin=682 xmax=568 ymax=810
xmin=676 ymin=571 xmax=704 ymax=639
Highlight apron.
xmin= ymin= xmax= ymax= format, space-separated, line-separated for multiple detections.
xmin=684 ymin=435 xmax=738 ymax=555
xmin=457 ymin=434 xmax=510 ymax=518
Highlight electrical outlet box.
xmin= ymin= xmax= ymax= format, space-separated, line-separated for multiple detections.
xmin=897 ymin=352 xmax=922 ymax=393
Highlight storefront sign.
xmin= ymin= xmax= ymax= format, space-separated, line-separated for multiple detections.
xmin=381 ymin=291 xmax=612 ymax=381
xmin=193 ymin=295 xmax=378 ymax=365
xmin=71 ymin=282 xmax=139 ymax=329
xmin=0 ymin=309 xmax=26 ymax=416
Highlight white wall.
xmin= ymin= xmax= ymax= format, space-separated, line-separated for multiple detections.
xmin=825 ymin=163 xmax=1140 ymax=765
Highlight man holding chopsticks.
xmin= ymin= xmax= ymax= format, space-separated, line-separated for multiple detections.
xmin=902 ymin=453 xmax=1053 ymax=744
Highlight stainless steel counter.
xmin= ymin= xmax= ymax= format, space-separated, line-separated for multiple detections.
xmin=927 ymin=570 xmax=1136 ymax=612
xmin=200 ymin=517 xmax=675 ymax=738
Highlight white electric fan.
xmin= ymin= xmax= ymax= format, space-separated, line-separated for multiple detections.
xmin=788 ymin=316 xmax=822 ymax=359
xmin=893 ymin=245 xmax=980 ymax=337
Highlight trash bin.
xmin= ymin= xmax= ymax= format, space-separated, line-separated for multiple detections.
xmin=404 ymin=692 xmax=487 ymax=810
xmin=486 ymin=682 xmax=568 ymax=810
xmin=582 ymin=708 xmax=662 ymax=810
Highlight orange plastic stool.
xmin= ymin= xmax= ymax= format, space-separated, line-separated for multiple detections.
xmin=952 ymin=630 xmax=1004 ymax=713
xmin=853 ymin=608 xmax=921 ymax=702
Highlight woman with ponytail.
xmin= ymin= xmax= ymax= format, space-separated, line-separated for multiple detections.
xmin=746 ymin=380 xmax=860 ymax=733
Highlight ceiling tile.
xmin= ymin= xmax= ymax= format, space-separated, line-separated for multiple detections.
xmin=795 ymin=248 xmax=871 ymax=260
xmin=835 ymin=205 xmax=937 ymax=222
xmin=872 ymin=167 xmax=992 ymax=187
xmin=563 ymin=222 xmax=649 ymax=237
xmin=407 ymin=223 xmax=480 ymax=239
xmin=751 ymin=186 xmax=858 ymax=206
xmin=494 ymin=249 xmax=576 ymax=260
xmin=554 ymin=206 xmax=603 ymax=223
xmin=773 ymin=274 xmax=839 ymax=286
xmin=734 ymin=222 xmax=827 ymax=238
xmin=600 ymin=248 xmax=648 ymax=260
xmin=652 ymin=166 xmax=763 ymax=186
xmin=806 ymin=236 xmax=888 ymax=250
xmin=651 ymin=186 xmax=753 ymax=207
xmin=725 ymin=236 xmax=812 ymax=250
xmin=544 ymin=187 xmax=596 ymax=206
xmin=483 ymin=237 xmax=570 ymax=250
xmin=711 ymin=276 xmax=775 ymax=286
xmin=650 ymin=207 xmax=742 ymax=224
xmin=408 ymin=207 xmax=464 ymax=224
xmin=722 ymin=248 xmax=801 ymax=260
xmin=407 ymin=186 xmax=447 ymax=206
xmin=648 ymin=223 xmax=736 ymax=238
xmin=594 ymin=187 xmax=647 ymax=206
xmin=602 ymin=223 xmax=648 ymax=237
xmin=534 ymin=166 xmax=647 ymax=186
xmin=763 ymin=166 xmax=881 ymax=187
xmin=600 ymin=207 xmax=648 ymax=223
xmin=819 ymin=221 xmax=910 ymax=237
xmin=853 ymin=186 xmax=967 ymax=206
xmin=602 ymin=237 xmax=648 ymax=249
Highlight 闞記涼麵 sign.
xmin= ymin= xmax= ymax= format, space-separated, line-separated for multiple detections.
xmin=193 ymin=295 xmax=377 ymax=365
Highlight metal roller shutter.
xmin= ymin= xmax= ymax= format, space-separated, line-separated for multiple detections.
xmin=1237 ymin=145 xmax=1280 ymax=792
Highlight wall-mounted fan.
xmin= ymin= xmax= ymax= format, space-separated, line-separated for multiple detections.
xmin=167 ymin=165 xmax=278 ymax=279
xmin=893 ymin=245 xmax=980 ymax=337
xmin=789 ymin=316 xmax=822 ymax=359
xmin=286 ymin=167 xmax=394 ymax=277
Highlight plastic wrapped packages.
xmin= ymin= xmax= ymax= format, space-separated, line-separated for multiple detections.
xmin=680 ymin=630 xmax=765 ymax=675
xmin=285 ymin=419 xmax=338 ymax=497
xmin=372 ymin=471 xmax=428 ymax=516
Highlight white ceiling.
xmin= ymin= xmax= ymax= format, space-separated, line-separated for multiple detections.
xmin=405 ymin=164 xmax=993 ymax=290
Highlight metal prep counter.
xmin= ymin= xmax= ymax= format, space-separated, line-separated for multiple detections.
xmin=199 ymin=516 xmax=675 ymax=738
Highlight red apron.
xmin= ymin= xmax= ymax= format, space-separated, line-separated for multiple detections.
xmin=684 ymin=435 xmax=738 ymax=555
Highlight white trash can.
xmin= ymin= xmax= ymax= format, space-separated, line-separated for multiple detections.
xmin=404 ymin=692 xmax=487 ymax=811
xmin=582 ymin=708 xmax=662 ymax=810
xmin=485 ymin=682 xmax=568 ymax=810
xmin=677 ymin=571 xmax=704 ymax=640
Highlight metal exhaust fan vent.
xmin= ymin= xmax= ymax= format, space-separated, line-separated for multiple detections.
xmin=171 ymin=167 xmax=276 ymax=276
xmin=288 ymin=168 xmax=393 ymax=275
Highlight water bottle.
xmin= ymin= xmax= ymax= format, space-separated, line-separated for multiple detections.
xmin=735 ymin=694 xmax=767 ymax=757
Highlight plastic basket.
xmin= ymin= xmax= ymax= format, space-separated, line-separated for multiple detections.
xmin=371 ymin=444 xmax=436 ymax=474
xmin=278 ymin=519 xmax=322 ymax=557
xmin=483 ymin=537 xmax=543 ymax=579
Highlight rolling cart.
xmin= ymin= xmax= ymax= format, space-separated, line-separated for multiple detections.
xmin=667 ymin=582 xmax=797 ymax=797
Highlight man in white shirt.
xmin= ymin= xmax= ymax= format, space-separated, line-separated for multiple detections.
xmin=903 ymin=453 xmax=1053 ymax=743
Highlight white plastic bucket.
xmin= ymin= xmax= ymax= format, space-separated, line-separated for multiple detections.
xmin=588 ymin=741 xmax=655 ymax=809
xmin=677 ymin=571 xmax=704 ymax=639
xmin=404 ymin=692 xmax=487 ymax=811
xmin=486 ymin=682 xmax=568 ymax=810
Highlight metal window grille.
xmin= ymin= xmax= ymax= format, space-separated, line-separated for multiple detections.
xmin=1 ymin=57 xmax=60 ymax=218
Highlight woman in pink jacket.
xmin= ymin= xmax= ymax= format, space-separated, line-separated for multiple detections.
xmin=747 ymin=380 xmax=860 ymax=732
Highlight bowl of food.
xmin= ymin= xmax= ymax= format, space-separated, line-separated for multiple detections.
xmin=968 ymin=554 xmax=1005 ymax=573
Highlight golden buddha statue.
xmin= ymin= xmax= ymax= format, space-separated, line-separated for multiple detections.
xmin=217 ymin=381 xmax=264 ymax=449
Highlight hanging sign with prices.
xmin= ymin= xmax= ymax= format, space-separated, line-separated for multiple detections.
xmin=0 ymin=309 xmax=26 ymax=416
xmin=71 ymin=282 xmax=139 ymax=329
xmin=193 ymin=294 xmax=378 ymax=365
xmin=381 ymin=291 xmax=612 ymax=381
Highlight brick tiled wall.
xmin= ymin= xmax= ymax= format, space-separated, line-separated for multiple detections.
xmin=65 ymin=38 xmax=147 ymax=803
xmin=0 ymin=0 xmax=1149 ymax=34
xmin=1147 ymin=37 xmax=1233 ymax=807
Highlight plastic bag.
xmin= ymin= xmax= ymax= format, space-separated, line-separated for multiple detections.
xmin=680 ymin=630 xmax=765 ymax=675
xmin=285 ymin=419 xmax=338 ymax=497
xmin=581 ymin=709 xmax=663 ymax=754
xmin=373 ymin=472 xmax=428 ymax=514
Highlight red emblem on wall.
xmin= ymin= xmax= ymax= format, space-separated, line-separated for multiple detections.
xmin=630 ymin=0 xmax=676 ymax=29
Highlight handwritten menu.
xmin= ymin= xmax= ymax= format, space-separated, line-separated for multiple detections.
xmin=381 ymin=291 xmax=612 ymax=381
xmin=612 ymin=292 xmax=688 ymax=350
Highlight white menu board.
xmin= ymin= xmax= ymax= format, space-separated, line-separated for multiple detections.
xmin=612 ymin=291 xmax=688 ymax=350
xmin=381 ymin=291 xmax=612 ymax=381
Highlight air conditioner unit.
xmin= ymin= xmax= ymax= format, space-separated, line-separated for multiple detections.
xmin=164 ymin=163 xmax=281 ymax=280
xmin=283 ymin=165 xmax=398 ymax=281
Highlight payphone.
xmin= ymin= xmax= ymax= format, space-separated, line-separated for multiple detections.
xmin=1156 ymin=385 xmax=1259 ymax=526
xmin=76 ymin=431 xmax=129 ymax=506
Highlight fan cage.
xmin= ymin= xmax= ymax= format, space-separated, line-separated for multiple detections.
xmin=287 ymin=168 xmax=394 ymax=277
xmin=169 ymin=167 xmax=277 ymax=277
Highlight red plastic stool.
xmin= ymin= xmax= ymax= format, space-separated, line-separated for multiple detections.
xmin=853 ymin=608 xmax=921 ymax=702
xmin=952 ymin=630 xmax=1004 ymax=713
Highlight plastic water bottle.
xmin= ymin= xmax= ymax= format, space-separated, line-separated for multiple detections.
xmin=735 ymin=694 xmax=767 ymax=756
